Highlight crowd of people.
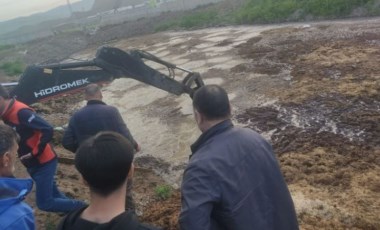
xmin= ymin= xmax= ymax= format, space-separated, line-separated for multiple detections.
xmin=0 ymin=83 xmax=298 ymax=230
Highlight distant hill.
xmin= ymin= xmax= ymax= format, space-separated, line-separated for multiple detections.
xmin=0 ymin=0 xmax=95 ymax=36
xmin=91 ymin=0 xmax=143 ymax=13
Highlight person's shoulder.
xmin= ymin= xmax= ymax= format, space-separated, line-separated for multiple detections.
xmin=56 ymin=206 xmax=87 ymax=230
xmin=88 ymin=102 xmax=118 ymax=111
xmin=112 ymin=211 xmax=162 ymax=230
xmin=104 ymin=104 xmax=119 ymax=111
xmin=74 ymin=102 xmax=114 ymax=115
xmin=231 ymin=126 xmax=268 ymax=142
xmin=186 ymin=150 xmax=216 ymax=175
xmin=17 ymin=107 xmax=35 ymax=117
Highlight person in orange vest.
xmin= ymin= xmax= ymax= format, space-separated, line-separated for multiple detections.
xmin=0 ymin=85 xmax=85 ymax=213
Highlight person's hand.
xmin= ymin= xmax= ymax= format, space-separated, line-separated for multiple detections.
xmin=19 ymin=153 xmax=33 ymax=161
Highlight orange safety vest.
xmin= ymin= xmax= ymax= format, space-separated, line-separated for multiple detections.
xmin=2 ymin=99 xmax=56 ymax=166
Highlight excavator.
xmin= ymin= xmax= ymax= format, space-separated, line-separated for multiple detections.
xmin=1 ymin=46 xmax=204 ymax=105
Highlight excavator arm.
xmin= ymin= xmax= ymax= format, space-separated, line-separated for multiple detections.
xmin=5 ymin=46 xmax=204 ymax=105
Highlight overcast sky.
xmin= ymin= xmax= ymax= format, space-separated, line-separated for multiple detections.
xmin=0 ymin=0 xmax=81 ymax=22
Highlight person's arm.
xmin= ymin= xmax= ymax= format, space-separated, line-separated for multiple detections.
xmin=18 ymin=109 xmax=53 ymax=157
xmin=179 ymin=163 xmax=220 ymax=230
xmin=62 ymin=119 xmax=79 ymax=153
xmin=111 ymin=107 xmax=139 ymax=151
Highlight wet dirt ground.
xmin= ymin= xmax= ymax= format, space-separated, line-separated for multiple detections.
xmin=10 ymin=17 xmax=380 ymax=229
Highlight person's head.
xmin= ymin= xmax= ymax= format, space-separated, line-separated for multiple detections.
xmin=192 ymin=85 xmax=231 ymax=132
xmin=0 ymin=124 xmax=19 ymax=177
xmin=84 ymin=83 xmax=103 ymax=101
xmin=75 ymin=132 xmax=134 ymax=197
xmin=0 ymin=85 xmax=10 ymax=116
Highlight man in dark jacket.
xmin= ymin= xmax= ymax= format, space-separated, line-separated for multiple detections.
xmin=179 ymin=85 xmax=299 ymax=230
xmin=0 ymin=86 xmax=85 ymax=213
xmin=57 ymin=132 xmax=159 ymax=230
xmin=62 ymin=83 xmax=139 ymax=152
xmin=0 ymin=124 xmax=34 ymax=230
xmin=62 ymin=83 xmax=139 ymax=210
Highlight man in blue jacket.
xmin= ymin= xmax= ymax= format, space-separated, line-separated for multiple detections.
xmin=0 ymin=124 xmax=35 ymax=230
xmin=62 ymin=83 xmax=139 ymax=152
xmin=180 ymin=85 xmax=299 ymax=230
xmin=62 ymin=83 xmax=139 ymax=211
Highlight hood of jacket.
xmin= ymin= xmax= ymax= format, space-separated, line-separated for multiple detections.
xmin=0 ymin=177 xmax=33 ymax=215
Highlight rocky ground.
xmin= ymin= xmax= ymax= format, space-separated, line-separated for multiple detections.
xmin=6 ymin=17 xmax=380 ymax=230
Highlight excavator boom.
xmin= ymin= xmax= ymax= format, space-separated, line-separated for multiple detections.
xmin=5 ymin=46 xmax=204 ymax=105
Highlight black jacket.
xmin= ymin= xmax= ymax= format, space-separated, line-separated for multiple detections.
xmin=57 ymin=207 xmax=160 ymax=230
xmin=180 ymin=119 xmax=299 ymax=230
xmin=62 ymin=100 xmax=137 ymax=152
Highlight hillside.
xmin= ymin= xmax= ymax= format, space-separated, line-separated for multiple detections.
xmin=0 ymin=0 xmax=94 ymax=36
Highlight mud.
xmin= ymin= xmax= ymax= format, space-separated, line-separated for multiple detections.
xmin=4 ymin=17 xmax=380 ymax=230
xmin=231 ymin=19 xmax=380 ymax=230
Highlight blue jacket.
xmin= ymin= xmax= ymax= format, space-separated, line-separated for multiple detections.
xmin=180 ymin=120 xmax=298 ymax=230
xmin=0 ymin=178 xmax=35 ymax=230
xmin=62 ymin=100 xmax=137 ymax=152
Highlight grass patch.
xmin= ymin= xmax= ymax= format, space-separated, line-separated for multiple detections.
xmin=0 ymin=60 xmax=25 ymax=76
xmin=154 ymin=184 xmax=172 ymax=200
xmin=366 ymin=0 xmax=380 ymax=15
xmin=155 ymin=0 xmax=380 ymax=32
xmin=155 ymin=21 xmax=178 ymax=32
xmin=235 ymin=0 xmax=379 ymax=23
xmin=179 ymin=10 xmax=219 ymax=28
xmin=155 ymin=10 xmax=220 ymax=31
xmin=235 ymin=0 xmax=299 ymax=23
xmin=0 ymin=44 xmax=14 ymax=52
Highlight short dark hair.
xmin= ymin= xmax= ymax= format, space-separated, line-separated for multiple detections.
xmin=0 ymin=124 xmax=18 ymax=156
xmin=0 ymin=85 xmax=10 ymax=99
xmin=75 ymin=132 xmax=134 ymax=197
xmin=192 ymin=85 xmax=231 ymax=120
